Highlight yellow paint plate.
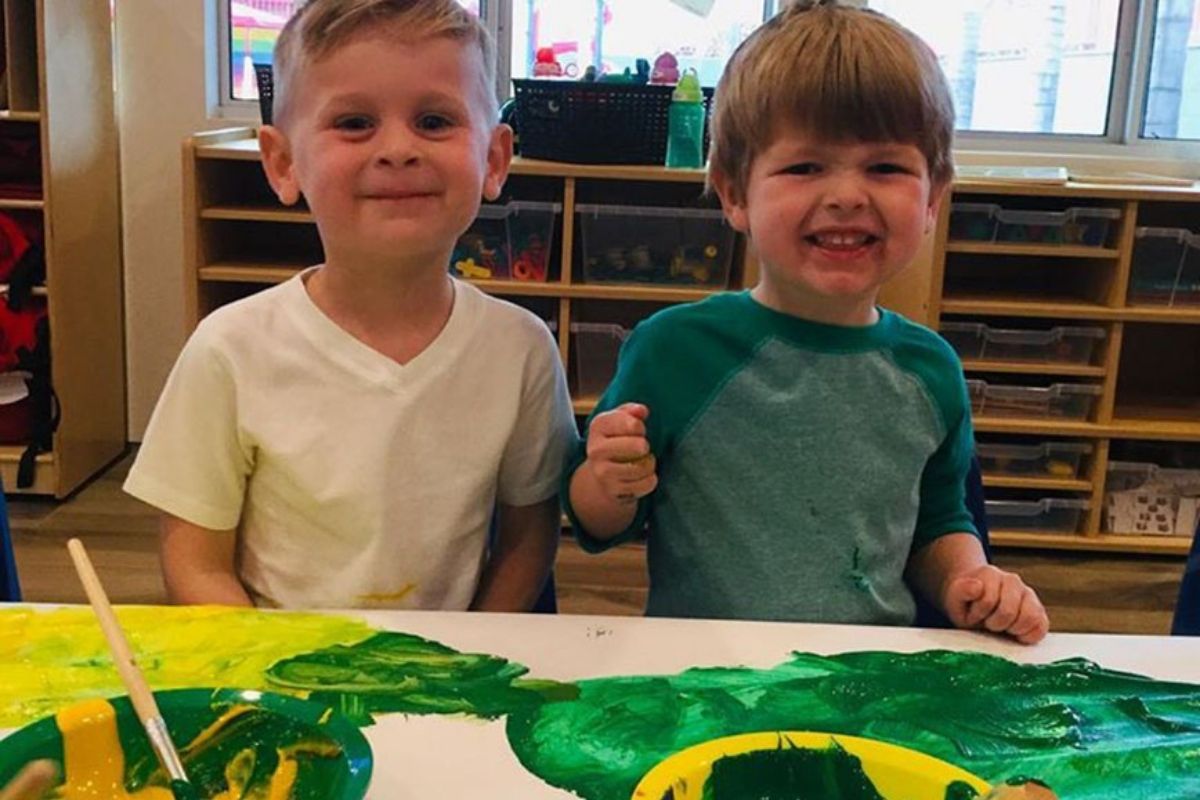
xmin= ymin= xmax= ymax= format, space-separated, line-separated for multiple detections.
xmin=632 ymin=730 xmax=991 ymax=800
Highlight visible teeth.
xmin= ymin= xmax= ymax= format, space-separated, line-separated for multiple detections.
xmin=814 ymin=232 xmax=871 ymax=247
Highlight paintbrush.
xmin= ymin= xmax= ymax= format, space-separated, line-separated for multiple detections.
xmin=66 ymin=538 xmax=200 ymax=800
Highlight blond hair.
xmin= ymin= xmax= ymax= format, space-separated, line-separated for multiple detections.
xmin=709 ymin=0 xmax=954 ymax=202
xmin=270 ymin=0 xmax=498 ymax=128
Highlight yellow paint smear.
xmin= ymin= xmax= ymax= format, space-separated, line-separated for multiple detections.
xmin=0 ymin=607 xmax=375 ymax=728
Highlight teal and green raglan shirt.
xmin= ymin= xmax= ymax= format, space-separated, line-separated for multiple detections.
xmin=563 ymin=291 xmax=979 ymax=624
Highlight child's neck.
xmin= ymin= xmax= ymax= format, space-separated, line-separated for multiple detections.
xmin=304 ymin=256 xmax=455 ymax=366
xmin=751 ymin=282 xmax=880 ymax=327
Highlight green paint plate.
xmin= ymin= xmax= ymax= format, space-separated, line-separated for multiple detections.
xmin=0 ymin=688 xmax=372 ymax=799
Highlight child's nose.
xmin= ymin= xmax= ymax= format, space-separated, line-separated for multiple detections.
xmin=823 ymin=174 xmax=869 ymax=211
xmin=373 ymin=124 xmax=421 ymax=167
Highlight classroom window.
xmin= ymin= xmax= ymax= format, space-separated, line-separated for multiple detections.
xmin=224 ymin=0 xmax=482 ymax=102
xmin=867 ymin=0 xmax=1126 ymax=137
xmin=509 ymin=0 xmax=771 ymax=85
xmin=1141 ymin=0 xmax=1200 ymax=140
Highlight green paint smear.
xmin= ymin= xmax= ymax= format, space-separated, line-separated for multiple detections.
xmin=265 ymin=632 xmax=577 ymax=726
xmin=503 ymin=650 xmax=1200 ymax=800
xmin=702 ymin=742 xmax=886 ymax=800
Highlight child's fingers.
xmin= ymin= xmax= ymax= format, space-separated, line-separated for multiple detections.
xmin=964 ymin=573 xmax=1002 ymax=627
xmin=589 ymin=435 xmax=651 ymax=465
xmin=591 ymin=408 xmax=648 ymax=440
xmin=613 ymin=472 xmax=658 ymax=503
xmin=942 ymin=576 xmax=982 ymax=626
xmin=0 ymin=761 xmax=58 ymax=800
xmin=616 ymin=402 xmax=650 ymax=421
xmin=1008 ymin=588 xmax=1050 ymax=644
xmin=982 ymin=573 xmax=1025 ymax=632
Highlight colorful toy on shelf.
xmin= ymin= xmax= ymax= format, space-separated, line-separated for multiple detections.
xmin=452 ymin=257 xmax=492 ymax=280
xmin=532 ymin=47 xmax=564 ymax=78
xmin=511 ymin=233 xmax=548 ymax=282
xmin=649 ymin=52 xmax=680 ymax=85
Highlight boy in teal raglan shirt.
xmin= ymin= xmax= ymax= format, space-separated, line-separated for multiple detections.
xmin=564 ymin=0 xmax=1049 ymax=644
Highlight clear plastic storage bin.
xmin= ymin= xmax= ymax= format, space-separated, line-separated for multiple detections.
xmin=986 ymin=498 xmax=1089 ymax=532
xmin=576 ymin=204 xmax=735 ymax=287
xmin=1105 ymin=461 xmax=1200 ymax=536
xmin=1064 ymin=207 xmax=1121 ymax=247
xmin=450 ymin=200 xmax=560 ymax=281
xmin=972 ymin=381 xmax=1101 ymax=420
xmin=1128 ymin=227 xmax=1200 ymax=307
xmin=976 ymin=441 xmax=1093 ymax=479
xmin=948 ymin=202 xmax=1000 ymax=242
xmin=995 ymin=209 xmax=1069 ymax=244
xmin=939 ymin=322 xmax=1105 ymax=364
xmin=993 ymin=206 xmax=1119 ymax=246
xmin=573 ymin=322 xmax=630 ymax=398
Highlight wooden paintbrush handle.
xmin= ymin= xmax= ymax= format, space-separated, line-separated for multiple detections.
xmin=65 ymin=539 xmax=163 ymax=727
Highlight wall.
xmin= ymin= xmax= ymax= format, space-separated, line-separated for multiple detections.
xmin=115 ymin=1 xmax=229 ymax=438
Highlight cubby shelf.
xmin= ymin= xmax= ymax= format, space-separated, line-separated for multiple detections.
xmin=0 ymin=0 xmax=125 ymax=497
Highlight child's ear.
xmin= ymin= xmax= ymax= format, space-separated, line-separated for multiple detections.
xmin=709 ymin=166 xmax=750 ymax=234
xmin=925 ymin=180 xmax=950 ymax=235
xmin=482 ymin=123 xmax=514 ymax=201
xmin=259 ymin=125 xmax=302 ymax=206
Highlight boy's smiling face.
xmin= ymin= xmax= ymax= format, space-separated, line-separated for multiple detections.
xmin=716 ymin=126 xmax=944 ymax=324
xmin=260 ymin=32 xmax=510 ymax=272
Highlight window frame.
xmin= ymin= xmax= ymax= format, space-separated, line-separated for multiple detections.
xmin=212 ymin=0 xmax=1200 ymax=167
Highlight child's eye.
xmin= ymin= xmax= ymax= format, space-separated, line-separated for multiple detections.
xmin=417 ymin=113 xmax=455 ymax=132
xmin=333 ymin=114 xmax=374 ymax=132
xmin=782 ymin=163 xmax=821 ymax=176
xmin=870 ymin=163 xmax=910 ymax=175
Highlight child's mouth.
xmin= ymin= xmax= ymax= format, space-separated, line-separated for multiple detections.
xmin=805 ymin=232 xmax=880 ymax=250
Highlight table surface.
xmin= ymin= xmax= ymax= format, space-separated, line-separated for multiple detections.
xmin=4 ymin=606 xmax=1200 ymax=798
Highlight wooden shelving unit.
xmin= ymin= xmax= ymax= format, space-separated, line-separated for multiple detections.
xmin=930 ymin=180 xmax=1200 ymax=557
xmin=184 ymin=127 xmax=1200 ymax=556
xmin=0 ymin=0 xmax=125 ymax=497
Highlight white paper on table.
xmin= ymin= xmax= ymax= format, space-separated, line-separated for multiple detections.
xmin=669 ymin=0 xmax=717 ymax=17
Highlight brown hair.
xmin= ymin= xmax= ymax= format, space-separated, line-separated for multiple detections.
xmin=270 ymin=0 xmax=498 ymax=128
xmin=709 ymin=0 xmax=955 ymax=202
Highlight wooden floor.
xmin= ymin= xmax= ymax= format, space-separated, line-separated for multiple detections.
xmin=8 ymin=452 xmax=1188 ymax=635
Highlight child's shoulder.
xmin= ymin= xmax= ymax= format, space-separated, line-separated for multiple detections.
xmin=883 ymin=311 xmax=962 ymax=368
xmin=632 ymin=291 xmax=749 ymax=342
xmin=188 ymin=278 xmax=298 ymax=353
xmin=457 ymin=280 xmax=555 ymax=340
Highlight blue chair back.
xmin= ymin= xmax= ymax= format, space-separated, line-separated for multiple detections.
xmin=911 ymin=454 xmax=991 ymax=629
xmin=1171 ymin=517 xmax=1200 ymax=636
xmin=0 ymin=480 xmax=20 ymax=602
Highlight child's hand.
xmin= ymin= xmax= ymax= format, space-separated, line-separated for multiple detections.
xmin=942 ymin=565 xmax=1049 ymax=645
xmin=0 ymin=761 xmax=57 ymax=800
xmin=585 ymin=403 xmax=657 ymax=504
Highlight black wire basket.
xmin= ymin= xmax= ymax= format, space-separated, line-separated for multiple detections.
xmin=511 ymin=79 xmax=713 ymax=165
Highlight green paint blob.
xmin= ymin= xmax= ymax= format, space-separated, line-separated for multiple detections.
xmin=504 ymin=650 xmax=1200 ymax=800
xmin=702 ymin=742 xmax=885 ymax=800
xmin=265 ymin=632 xmax=577 ymax=725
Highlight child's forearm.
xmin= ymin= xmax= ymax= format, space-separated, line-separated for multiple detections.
xmin=470 ymin=498 xmax=559 ymax=611
xmin=568 ymin=461 xmax=639 ymax=540
xmin=159 ymin=515 xmax=254 ymax=607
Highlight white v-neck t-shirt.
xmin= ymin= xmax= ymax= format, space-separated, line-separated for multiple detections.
xmin=125 ymin=270 xmax=577 ymax=610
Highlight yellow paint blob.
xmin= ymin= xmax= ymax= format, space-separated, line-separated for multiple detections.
xmin=54 ymin=699 xmax=172 ymax=800
xmin=51 ymin=699 xmax=337 ymax=800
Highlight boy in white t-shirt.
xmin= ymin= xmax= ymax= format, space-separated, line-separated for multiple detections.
xmin=125 ymin=0 xmax=576 ymax=610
